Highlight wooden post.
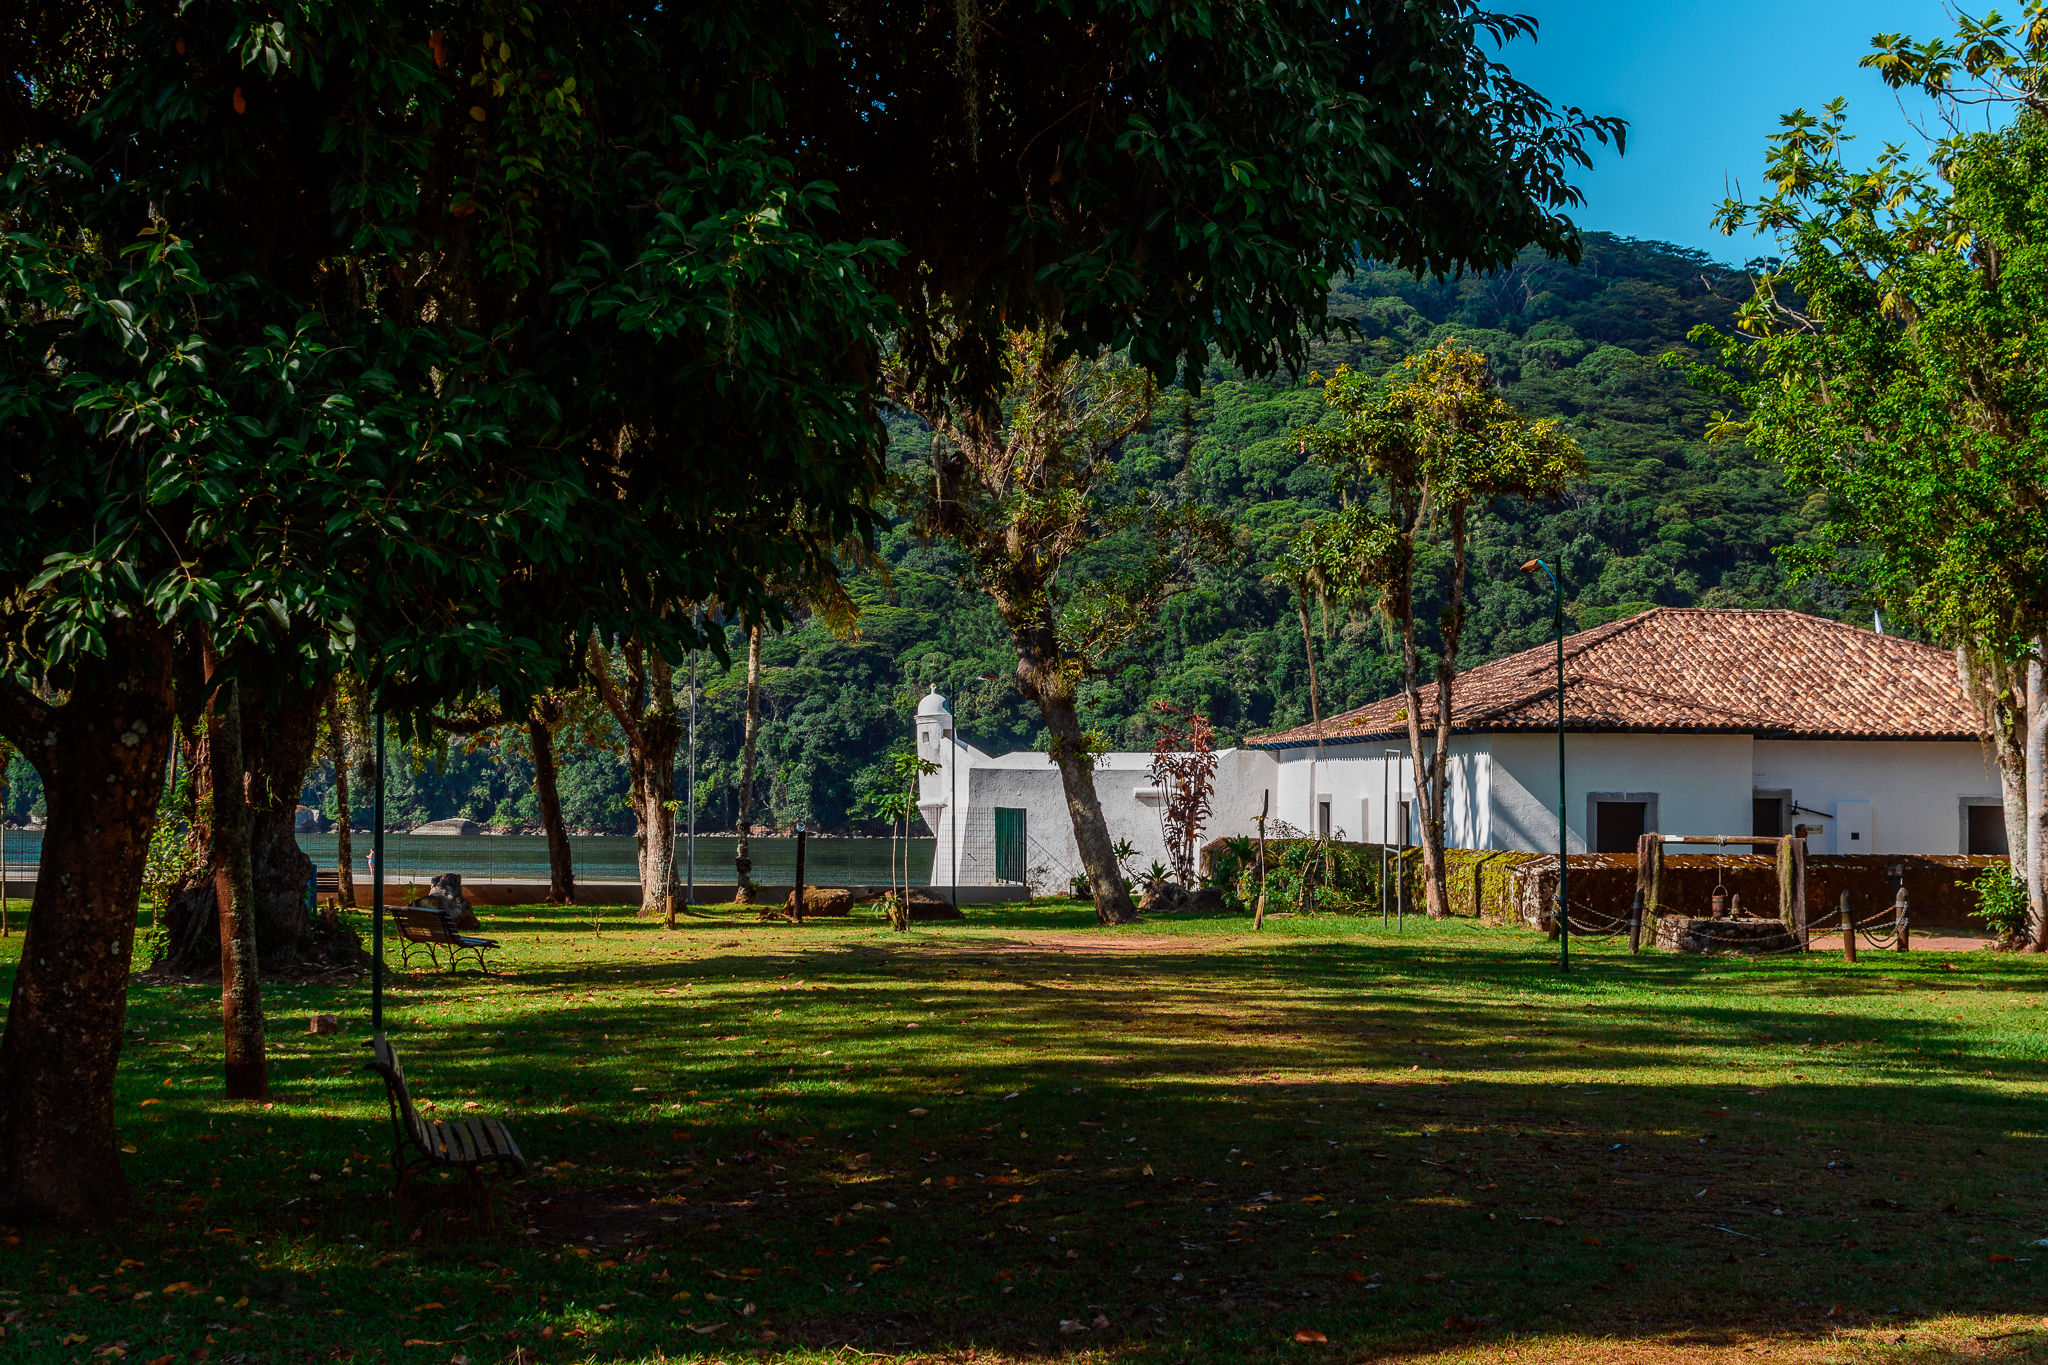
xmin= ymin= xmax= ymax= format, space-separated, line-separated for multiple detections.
xmin=1636 ymin=831 xmax=1664 ymax=924
xmin=1629 ymin=890 xmax=1644 ymax=954
xmin=791 ymin=824 xmax=808 ymax=925
xmin=1253 ymin=791 xmax=1269 ymax=931
xmin=1895 ymin=884 xmax=1909 ymax=952
xmin=1776 ymin=834 xmax=1809 ymax=947
xmin=1839 ymin=890 xmax=1856 ymax=963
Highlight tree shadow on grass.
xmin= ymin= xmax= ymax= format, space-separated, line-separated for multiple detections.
xmin=11 ymin=915 xmax=2045 ymax=1362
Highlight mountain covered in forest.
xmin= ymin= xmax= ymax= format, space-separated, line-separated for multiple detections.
xmin=1 ymin=235 xmax=1854 ymax=836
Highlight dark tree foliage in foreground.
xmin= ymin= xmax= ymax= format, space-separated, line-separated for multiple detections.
xmin=0 ymin=0 xmax=891 ymax=1220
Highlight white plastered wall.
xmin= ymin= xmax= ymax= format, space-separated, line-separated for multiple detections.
xmin=1488 ymin=732 xmax=1755 ymax=853
xmin=918 ymin=699 xmax=1283 ymax=887
xmin=1264 ymin=738 xmax=1492 ymax=847
xmin=1751 ymin=739 xmax=1998 ymax=854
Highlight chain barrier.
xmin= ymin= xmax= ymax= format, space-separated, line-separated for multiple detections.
xmin=1812 ymin=908 xmax=1908 ymax=949
xmin=1561 ymin=898 xmax=1632 ymax=940
xmin=1670 ymin=920 xmax=1813 ymax=957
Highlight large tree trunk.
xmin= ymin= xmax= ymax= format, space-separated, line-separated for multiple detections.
xmin=2031 ymin=644 xmax=2046 ymax=951
xmin=1961 ymin=647 xmax=2029 ymax=881
xmin=733 ymin=626 xmax=763 ymax=903
xmin=593 ymin=640 xmax=682 ymax=916
xmin=162 ymin=674 xmax=361 ymax=974
xmin=1394 ymin=546 xmax=1451 ymax=917
xmin=1015 ymin=635 xmax=1136 ymax=925
xmin=244 ymin=680 xmax=327 ymax=956
xmin=0 ymin=622 xmax=177 ymax=1220
xmin=529 ymin=707 xmax=576 ymax=904
xmin=329 ymin=702 xmax=355 ymax=908
xmin=1418 ymin=506 xmax=1469 ymax=919
xmin=631 ymin=656 xmax=680 ymax=916
xmin=208 ymin=657 xmax=268 ymax=1101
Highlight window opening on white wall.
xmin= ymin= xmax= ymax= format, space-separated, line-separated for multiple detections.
xmin=1962 ymin=798 xmax=2008 ymax=855
xmin=1587 ymin=791 xmax=1658 ymax=853
xmin=1752 ymin=789 xmax=1790 ymax=838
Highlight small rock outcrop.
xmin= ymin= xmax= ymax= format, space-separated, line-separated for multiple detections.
xmin=907 ymin=888 xmax=964 ymax=921
xmin=1137 ymin=883 xmax=1225 ymax=915
xmin=778 ymin=887 xmax=854 ymax=918
xmin=413 ymin=818 xmax=481 ymax=836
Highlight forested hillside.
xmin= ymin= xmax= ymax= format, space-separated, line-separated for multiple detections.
xmin=0 ymin=235 xmax=1852 ymax=837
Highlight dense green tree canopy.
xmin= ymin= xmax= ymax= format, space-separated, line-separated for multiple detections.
xmin=280 ymin=235 xmax=1850 ymax=839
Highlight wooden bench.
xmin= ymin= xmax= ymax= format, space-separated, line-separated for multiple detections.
xmin=363 ymin=1036 xmax=527 ymax=1229
xmin=390 ymin=905 xmax=499 ymax=972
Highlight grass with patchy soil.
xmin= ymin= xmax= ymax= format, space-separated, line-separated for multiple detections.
xmin=0 ymin=897 xmax=2045 ymax=1364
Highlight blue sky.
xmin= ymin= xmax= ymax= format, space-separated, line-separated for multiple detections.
xmin=1503 ymin=0 xmax=1956 ymax=261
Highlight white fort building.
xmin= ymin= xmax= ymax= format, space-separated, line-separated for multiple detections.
xmin=916 ymin=609 xmax=2003 ymax=892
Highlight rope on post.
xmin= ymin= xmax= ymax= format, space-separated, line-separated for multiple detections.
xmin=1839 ymin=890 xmax=1856 ymax=964
xmin=1629 ymin=890 xmax=1644 ymax=954
xmin=1895 ymin=884 xmax=1910 ymax=952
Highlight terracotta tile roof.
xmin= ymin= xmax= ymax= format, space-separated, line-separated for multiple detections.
xmin=1245 ymin=609 xmax=1983 ymax=748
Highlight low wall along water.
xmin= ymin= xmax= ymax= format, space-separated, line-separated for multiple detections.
xmin=0 ymin=832 xmax=938 ymax=893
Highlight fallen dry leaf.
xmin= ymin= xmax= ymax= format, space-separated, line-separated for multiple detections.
xmin=1293 ymin=1329 xmax=1328 ymax=1344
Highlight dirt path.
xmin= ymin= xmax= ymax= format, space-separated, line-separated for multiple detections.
xmin=918 ymin=931 xmax=1235 ymax=955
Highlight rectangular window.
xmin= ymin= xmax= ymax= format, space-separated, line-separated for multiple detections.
xmin=994 ymin=808 xmax=1028 ymax=883
xmin=1752 ymin=797 xmax=1783 ymax=838
xmin=1318 ymin=801 xmax=1331 ymax=838
xmin=1968 ymin=804 xmax=2010 ymax=856
xmin=1594 ymin=801 xmax=1646 ymax=853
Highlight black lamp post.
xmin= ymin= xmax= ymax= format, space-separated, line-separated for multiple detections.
xmin=1521 ymin=558 xmax=1569 ymax=975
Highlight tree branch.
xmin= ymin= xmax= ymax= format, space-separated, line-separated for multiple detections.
xmin=0 ymin=680 xmax=58 ymax=776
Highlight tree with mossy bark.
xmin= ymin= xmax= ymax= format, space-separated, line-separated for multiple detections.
xmin=893 ymin=328 xmax=1234 ymax=924
xmin=1293 ymin=343 xmax=1584 ymax=919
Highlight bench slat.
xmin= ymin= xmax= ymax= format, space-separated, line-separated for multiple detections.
xmin=366 ymin=1039 xmax=526 ymax=1178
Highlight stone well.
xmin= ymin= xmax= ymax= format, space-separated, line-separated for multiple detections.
xmin=1654 ymin=915 xmax=1796 ymax=955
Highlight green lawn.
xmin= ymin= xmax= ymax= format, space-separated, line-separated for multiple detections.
xmin=1 ymin=898 xmax=2046 ymax=1364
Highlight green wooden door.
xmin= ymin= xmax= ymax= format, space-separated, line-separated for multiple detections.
xmin=994 ymin=808 xmax=1027 ymax=883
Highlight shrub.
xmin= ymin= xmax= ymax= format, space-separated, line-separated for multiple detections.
xmin=1967 ymin=866 xmax=2030 ymax=940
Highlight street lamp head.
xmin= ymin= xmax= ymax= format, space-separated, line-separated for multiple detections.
xmin=1519 ymin=558 xmax=1542 ymax=574
xmin=975 ymin=672 xmax=998 ymax=682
